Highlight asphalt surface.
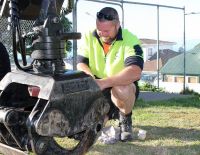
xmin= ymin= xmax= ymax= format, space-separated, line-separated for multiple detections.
xmin=138 ymin=91 xmax=191 ymax=102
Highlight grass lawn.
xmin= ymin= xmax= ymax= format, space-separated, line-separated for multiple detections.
xmin=13 ymin=95 xmax=200 ymax=155
xmin=85 ymin=95 xmax=200 ymax=155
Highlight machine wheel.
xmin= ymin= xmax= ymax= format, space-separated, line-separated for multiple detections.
xmin=30 ymin=97 xmax=109 ymax=155
xmin=32 ymin=127 xmax=98 ymax=155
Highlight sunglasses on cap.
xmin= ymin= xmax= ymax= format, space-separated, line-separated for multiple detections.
xmin=96 ymin=12 xmax=116 ymax=21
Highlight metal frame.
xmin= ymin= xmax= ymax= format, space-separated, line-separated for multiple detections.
xmin=73 ymin=0 xmax=185 ymax=90
xmin=72 ymin=0 xmax=123 ymax=70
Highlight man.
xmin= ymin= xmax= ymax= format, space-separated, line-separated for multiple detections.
xmin=0 ymin=42 xmax=11 ymax=81
xmin=77 ymin=7 xmax=143 ymax=141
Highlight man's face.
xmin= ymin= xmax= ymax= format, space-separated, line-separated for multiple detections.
xmin=96 ymin=20 xmax=119 ymax=44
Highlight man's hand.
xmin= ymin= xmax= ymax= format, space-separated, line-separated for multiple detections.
xmin=94 ymin=65 xmax=142 ymax=91
xmin=95 ymin=79 xmax=107 ymax=90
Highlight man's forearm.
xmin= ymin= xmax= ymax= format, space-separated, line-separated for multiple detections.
xmin=77 ymin=63 xmax=95 ymax=78
xmin=96 ymin=65 xmax=142 ymax=90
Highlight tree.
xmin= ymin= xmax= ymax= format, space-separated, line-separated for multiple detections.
xmin=178 ymin=47 xmax=184 ymax=53
xmin=60 ymin=8 xmax=73 ymax=56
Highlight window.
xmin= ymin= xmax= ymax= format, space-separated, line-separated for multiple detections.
xmin=188 ymin=76 xmax=197 ymax=83
xmin=175 ymin=76 xmax=184 ymax=83
xmin=164 ymin=75 xmax=173 ymax=82
xmin=148 ymin=48 xmax=153 ymax=56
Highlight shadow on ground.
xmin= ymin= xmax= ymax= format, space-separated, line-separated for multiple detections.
xmin=89 ymin=125 xmax=200 ymax=155
xmin=138 ymin=91 xmax=192 ymax=102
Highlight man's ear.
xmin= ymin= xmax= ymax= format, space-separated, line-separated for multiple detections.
xmin=117 ymin=21 xmax=120 ymax=29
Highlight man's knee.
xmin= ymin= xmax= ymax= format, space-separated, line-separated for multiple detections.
xmin=111 ymin=84 xmax=136 ymax=101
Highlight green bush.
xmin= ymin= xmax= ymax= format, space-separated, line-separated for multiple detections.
xmin=180 ymin=87 xmax=200 ymax=96
xmin=139 ymin=81 xmax=164 ymax=92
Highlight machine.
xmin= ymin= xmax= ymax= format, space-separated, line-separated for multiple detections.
xmin=0 ymin=0 xmax=110 ymax=154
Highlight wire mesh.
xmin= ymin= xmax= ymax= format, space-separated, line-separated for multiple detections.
xmin=0 ymin=17 xmax=34 ymax=61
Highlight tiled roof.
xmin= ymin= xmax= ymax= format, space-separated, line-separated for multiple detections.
xmin=143 ymin=49 xmax=181 ymax=72
xmin=149 ymin=49 xmax=181 ymax=65
xmin=160 ymin=43 xmax=200 ymax=75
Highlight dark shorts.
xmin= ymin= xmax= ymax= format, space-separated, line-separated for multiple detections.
xmin=102 ymin=81 xmax=139 ymax=120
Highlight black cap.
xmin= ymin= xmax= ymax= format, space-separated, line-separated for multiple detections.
xmin=97 ymin=7 xmax=119 ymax=21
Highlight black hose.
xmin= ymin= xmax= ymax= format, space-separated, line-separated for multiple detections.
xmin=10 ymin=0 xmax=33 ymax=71
xmin=12 ymin=20 xmax=33 ymax=71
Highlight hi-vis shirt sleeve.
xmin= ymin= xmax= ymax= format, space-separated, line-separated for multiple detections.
xmin=77 ymin=32 xmax=90 ymax=65
xmin=124 ymin=34 xmax=144 ymax=70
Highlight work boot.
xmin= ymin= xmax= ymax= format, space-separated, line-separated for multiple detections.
xmin=119 ymin=112 xmax=133 ymax=141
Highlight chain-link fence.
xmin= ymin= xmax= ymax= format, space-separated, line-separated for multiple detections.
xmin=0 ymin=16 xmax=74 ymax=69
xmin=76 ymin=0 xmax=200 ymax=93
xmin=0 ymin=17 xmax=34 ymax=61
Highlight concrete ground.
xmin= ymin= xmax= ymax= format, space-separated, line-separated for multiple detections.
xmin=138 ymin=91 xmax=191 ymax=102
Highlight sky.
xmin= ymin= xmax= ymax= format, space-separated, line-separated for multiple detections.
xmin=65 ymin=0 xmax=200 ymax=51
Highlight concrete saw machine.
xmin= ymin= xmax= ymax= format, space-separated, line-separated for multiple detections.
xmin=0 ymin=0 xmax=110 ymax=154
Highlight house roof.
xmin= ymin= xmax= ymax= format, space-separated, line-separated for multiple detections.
xmin=149 ymin=49 xmax=181 ymax=65
xmin=160 ymin=43 xmax=200 ymax=75
xmin=140 ymin=38 xmax=176 ymax=45
xmin=143 ymin=49 xmax=180 ymax=72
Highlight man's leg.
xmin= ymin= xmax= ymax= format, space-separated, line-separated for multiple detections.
xmin=111 ymin=83 xmax=137 ymax=141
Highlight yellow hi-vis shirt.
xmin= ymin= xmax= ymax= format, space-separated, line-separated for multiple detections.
xmin=77 ymin=28 xmax=144 ymax=78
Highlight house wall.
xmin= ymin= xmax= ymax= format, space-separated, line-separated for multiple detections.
xmin=155 ymin=81 xmax=200 ymax=93
xmin=154 ymin=75 xmax=200 ymax=93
